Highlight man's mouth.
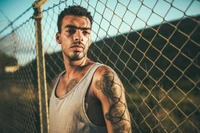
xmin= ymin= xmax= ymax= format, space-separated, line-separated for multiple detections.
xmin=70 ymin=43 xmax=84 ymax=51
xmin=70 ymin=42 xmax=84 ymax=49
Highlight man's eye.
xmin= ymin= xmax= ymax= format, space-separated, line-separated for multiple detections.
xmin=83 ymin=31 xmax=90 ymax=35
xmin=66 ymin=29 xmax=75 ymax=34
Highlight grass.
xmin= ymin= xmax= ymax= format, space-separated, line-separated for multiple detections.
xmin=125 ymin=79 xmax=200 ymax=133
xmin=0 ymin=75 xmax=199 ymax=133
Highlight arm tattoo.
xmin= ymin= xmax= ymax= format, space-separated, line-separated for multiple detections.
xmin=95 ymin=71 xmax=131 ymax=133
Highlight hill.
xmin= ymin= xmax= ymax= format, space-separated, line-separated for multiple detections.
xmin=89 ymin=15 xmax=200 ymax=85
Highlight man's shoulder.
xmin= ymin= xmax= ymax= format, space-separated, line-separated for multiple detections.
xmin=92 ymin=63 xmax=120 ymax=84
xmin=91 ymin=63 xmax=124 ymax=101
xmin=95 ymin=63 xmax=114 ymax=74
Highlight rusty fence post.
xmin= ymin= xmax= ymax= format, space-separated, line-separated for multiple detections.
xmin=33 ymin=0 xmax=48 ymax=133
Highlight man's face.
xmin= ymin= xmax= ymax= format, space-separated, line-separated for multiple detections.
xmin=56 ymin=15 xmax=92 ymax=61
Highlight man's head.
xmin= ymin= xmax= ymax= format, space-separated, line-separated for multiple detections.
xmin=57 ymin=5 xmax=93 ymax=33
xmin=56 ymin=6 xmax=93 ymax=62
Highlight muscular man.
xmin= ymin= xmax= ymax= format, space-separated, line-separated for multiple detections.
xmin=49 ymin=5 xmax=132 ymax=133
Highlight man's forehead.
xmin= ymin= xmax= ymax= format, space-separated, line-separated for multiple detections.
xmin=62 ymin=15 xmax=91 ymax=28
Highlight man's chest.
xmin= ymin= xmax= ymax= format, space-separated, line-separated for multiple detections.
xmin=56 ymin=77 xmax=81 ymax=97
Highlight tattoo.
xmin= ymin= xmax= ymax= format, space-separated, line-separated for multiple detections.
xmin=95 ymin=71 xmax=131 ymax=132
xmin=66 ymin=79 xmax=78 ymax=93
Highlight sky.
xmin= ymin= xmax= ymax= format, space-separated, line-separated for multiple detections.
xmin=0 ymin=0 xmax=200 ymax=33
xmin=0 ymin=0 xmax=200 ymax=65
xmin=0 ymin=0 xmax=55 ymax=32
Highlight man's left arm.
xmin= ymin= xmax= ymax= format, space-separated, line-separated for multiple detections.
xmin=93 ymin=66 xmax=132 ymax=133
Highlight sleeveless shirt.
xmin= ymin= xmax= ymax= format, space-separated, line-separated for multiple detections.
xmin=49 ymin=62 xmax=107 ymax=133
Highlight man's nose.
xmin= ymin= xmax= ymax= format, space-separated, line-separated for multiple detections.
xmin=74 ymin=30 xmax=83 ymax=41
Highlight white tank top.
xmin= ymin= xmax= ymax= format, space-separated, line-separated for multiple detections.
xmin=49 ymin=62 xmax=107 ymax=133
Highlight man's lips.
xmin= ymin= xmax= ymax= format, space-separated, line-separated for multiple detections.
xmin=71 ymin=45 xmax=83 ymax=48
xmin=70 ymin=42 xmax=84 ymax=51
xmin=70 ymin=42 xmax=84 ymax=49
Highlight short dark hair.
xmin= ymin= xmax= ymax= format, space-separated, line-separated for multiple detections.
xmin=57 ymin=5 xmax=93 ymax=33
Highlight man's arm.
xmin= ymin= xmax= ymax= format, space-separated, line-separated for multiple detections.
xmin=93 ymin=66 xmax=132 ymax=133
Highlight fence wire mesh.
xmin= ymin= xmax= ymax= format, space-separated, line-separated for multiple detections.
xmin=0 ymin=0 xmax=200 ymax=133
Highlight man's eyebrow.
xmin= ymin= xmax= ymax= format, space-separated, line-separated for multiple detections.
xmin=64 ymin=25 xmax=91 ymax=30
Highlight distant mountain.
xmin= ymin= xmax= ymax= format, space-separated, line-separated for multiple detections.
xmin=88 ymin=15 xmax=200 ymax=84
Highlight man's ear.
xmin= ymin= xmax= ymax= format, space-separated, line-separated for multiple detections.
xmin=56 ymin=32 xmax=61 ymax=44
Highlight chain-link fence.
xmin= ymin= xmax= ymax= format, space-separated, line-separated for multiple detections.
xmin=0 ymin=0 xmax=200 ymax=133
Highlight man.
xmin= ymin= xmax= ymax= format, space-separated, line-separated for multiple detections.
xmin=49 ymin=5 xmax=132 ymax=133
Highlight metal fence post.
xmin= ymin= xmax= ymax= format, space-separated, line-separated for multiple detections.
xmin=33 ymin=0 xmax=48 ymax=133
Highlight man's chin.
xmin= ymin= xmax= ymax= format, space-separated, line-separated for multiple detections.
xmin=70 ymin=55 xmax=84 ymax=61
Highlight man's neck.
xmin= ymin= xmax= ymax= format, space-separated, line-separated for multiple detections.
xmin=63 ymin=57 xmax=89 ymax=78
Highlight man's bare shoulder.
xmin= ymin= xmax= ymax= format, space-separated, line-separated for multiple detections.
xmin=93 ymin=65 xmax=116 ymax=79
xmin=94 ymin=65 xmax=121 ymax=82
xmin=91 ymin=65 xmax=124 ymax=97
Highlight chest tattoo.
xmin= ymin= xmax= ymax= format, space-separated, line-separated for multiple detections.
xmin=66 ymin=79 xmax=78 ymax=92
